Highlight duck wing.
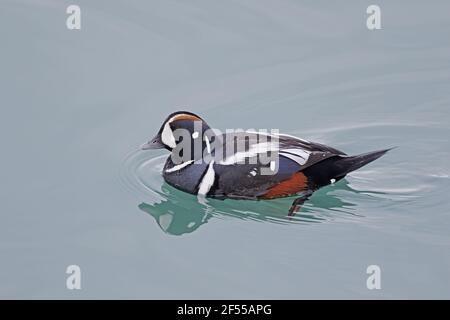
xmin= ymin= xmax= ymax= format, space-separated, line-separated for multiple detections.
xmin=276 ymin=133 xmax=346 ymax=170
xmin=208 ymin=132 xmax=345 ymax=199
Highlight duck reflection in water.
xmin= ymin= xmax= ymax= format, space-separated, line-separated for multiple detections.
xmin=138 ymin=180 xmax=374 ymax=236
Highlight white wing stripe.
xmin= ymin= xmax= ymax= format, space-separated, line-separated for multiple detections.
xmin=280 ymin=148 xmax=309 ymax=160
xmin=219 ymin=142 xmax=278 ymax=165
xmin=279 ymin=152 xmax=308 ymax=165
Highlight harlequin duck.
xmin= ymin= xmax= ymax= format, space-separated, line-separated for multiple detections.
xmin=142 ymin=111 xmax=391 ymax=214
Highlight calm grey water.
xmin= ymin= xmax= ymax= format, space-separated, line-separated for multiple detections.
xmin=1 ymin=0 xmax=450 ymax=299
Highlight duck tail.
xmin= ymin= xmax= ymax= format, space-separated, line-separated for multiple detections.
xmin=333 ymin=147 xmax=394 ymax=177
xmin=303 ymin=147 xmax=394 ymax=189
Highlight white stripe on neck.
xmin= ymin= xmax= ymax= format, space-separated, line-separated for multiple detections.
xmin=197 ymin=160 xmax=215 ymax=196
xmin=165 ymin=160 xmax=194 ymax=173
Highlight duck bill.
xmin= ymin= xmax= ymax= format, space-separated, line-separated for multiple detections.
xmin=141 ymin=134 xmax=165 ymax=150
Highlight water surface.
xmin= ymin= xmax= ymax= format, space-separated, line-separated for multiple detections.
xmin=1 ymin=0 xmax=450 ymax=298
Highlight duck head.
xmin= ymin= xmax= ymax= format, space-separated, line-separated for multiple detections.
xmin=141 ymin=111 xmax=213 ymax=162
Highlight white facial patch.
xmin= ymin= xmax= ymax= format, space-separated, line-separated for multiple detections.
xmin=161 ymin=114 xmax=201 ymax=149
xmin=204 ymin=135 xmax=211 ymax=154
xmin=161 ymin=122 xmax=176 ymax=148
